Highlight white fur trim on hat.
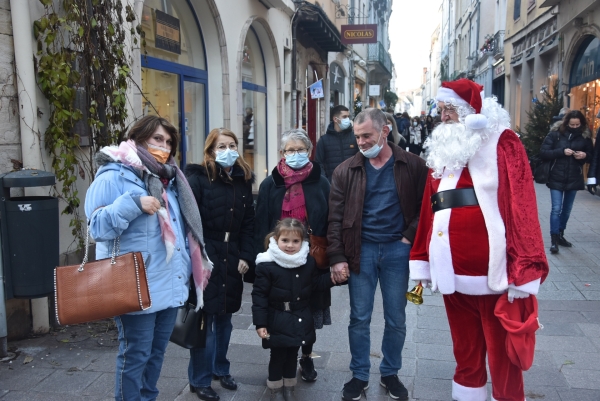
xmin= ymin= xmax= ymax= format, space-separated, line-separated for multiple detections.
xmin=465 ymin=114 xmax=488 ymax=130
xmin=435 ymin=87 xmax=470 ymax=108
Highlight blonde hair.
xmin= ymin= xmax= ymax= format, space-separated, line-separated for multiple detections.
xmin=203 ymin=128 xmax=253 ymax=181
xmin=263 ymin=218 xmax=307 ymax=250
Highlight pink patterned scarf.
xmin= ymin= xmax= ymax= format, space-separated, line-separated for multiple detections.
xmin=97 ymin=140 xmax=212 ymax=310
xmin=277 ymin=158 xmax=313 ymax=223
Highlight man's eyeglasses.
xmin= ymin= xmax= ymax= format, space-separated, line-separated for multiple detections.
xmin=437 ymin=107 xmax=457 ymax=115
xmin=283 ymin=148 xmax=309 ymax=156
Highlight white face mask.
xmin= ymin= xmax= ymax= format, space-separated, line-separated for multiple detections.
xmin=359 ymin=131 xmax=383 ymax=159
xmin=387 ymin=124 xmax=393 ymax=132
xmin=338 ymin=117 xmax=352 ymax=130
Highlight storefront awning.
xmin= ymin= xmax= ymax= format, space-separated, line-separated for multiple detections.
xmin=296 ymin=4 xmax=345 ymax=53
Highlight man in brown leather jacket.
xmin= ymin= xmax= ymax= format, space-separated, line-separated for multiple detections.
xmin=327 ymin=108 xmax=428 ymax=401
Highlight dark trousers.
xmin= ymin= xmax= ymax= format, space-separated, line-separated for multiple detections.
xmin=268 ymin=346 xmax=300 ymax=381
xmin=301 ymin=343 xmax=313 ymax=356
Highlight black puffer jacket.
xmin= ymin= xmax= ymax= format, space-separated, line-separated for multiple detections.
xmin=585 ymin=126 xmax=600 ymax=183
xmin=315 ymin=123 xmax=359 ymax=181
xmin=185 ymin=163 xmax=255 ymax=315
xmin=251 ymin=255 xmax=334 ymax=349
xmin=539 ymin=124 xmax=593 ymax=191
xmin=255 ymin=163 xmax=331 ymax=311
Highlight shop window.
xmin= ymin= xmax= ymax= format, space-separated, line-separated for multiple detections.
xmin=569 ymin=36 xmax=600 ymax=137
xmin=141 ymin=0 xmax=205 ymax=69
xmin=140 ymin=0 xmax=207 ymax=166
xmin=242 ymin=27 xmax=267 ymax=189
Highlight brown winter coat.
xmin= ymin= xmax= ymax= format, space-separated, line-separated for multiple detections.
xmin=326 ymin=143 xmax=429 ymax=274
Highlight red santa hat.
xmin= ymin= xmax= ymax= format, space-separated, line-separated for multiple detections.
xmin=436 ymin=79 xmax=488 ymax=130
xmin=494 ymin=293 xmax=540 ymax=371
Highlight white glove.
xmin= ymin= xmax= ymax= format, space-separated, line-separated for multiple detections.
xmin=238 ymin=259 xmax=249 ymax=274
xmin=418 ymin=280 xmax=431 ymax=289
xmin=508 ymin=287 xmax=530 ymax=303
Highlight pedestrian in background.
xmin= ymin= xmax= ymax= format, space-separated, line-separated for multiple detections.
xmin=255 ymin=128 xmax=331 ymax=383
xmin=385 ymin=111 xmax=406 ymax=147
xmin=252 ymin=218 xmax=344 ymax=401
xmin=397 ymin=112 xmax=411 ymax=143
xmin=425 ymin=115 xmax=434 ymax=135
xmin=585 ymin=114 xmax=600 ymax=195
xmin=408 ymin=117 xmax=424 ymax=155
xmin=540 ymin=110 xmax=593 ymax=254
xmin=185 ymin=128 xmax=256 ymax=401
xmin=85 ymin=115 xmax=211 ymax=401
xmin=327 ymin=108 xmax=428 ymax=401
xmin=315 ymin=105 xmax=358 ymax=181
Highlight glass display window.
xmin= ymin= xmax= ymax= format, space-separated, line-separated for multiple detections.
xmin=140 ymin=0 xmax=208 ymax=167
xmin=242 ymin=27 xmax=268 ymax=189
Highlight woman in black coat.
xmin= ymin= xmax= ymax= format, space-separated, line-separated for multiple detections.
xmin=539 ymin=110 xmax=593 ymax=254
xmin=585 ymin=125 xmax=600 ymax=195
xmin=185 ymin=128 xmax=255 ymax=400
xmin=255 ymin=128 xmax=330 ymax=383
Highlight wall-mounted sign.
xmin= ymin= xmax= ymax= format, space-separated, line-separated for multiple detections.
xmin=155 ymin=10 xmax=181 ymax=54
xmin=355 ymin=66 xmax=367 ymax=82
xmin=493 ymin=62 xmax=505 ymax=79
xmin=330 ymin=63 xmax=346 ymax=92
xmin=369 ymin=85 xmax=380 ymax=96
xmin=570 ymin=36 xmax=600 ymax=87
xmin=341 ymin=24 xmax=378 ymax=45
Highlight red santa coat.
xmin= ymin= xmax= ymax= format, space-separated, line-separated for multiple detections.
xmin=409 ymin=128 xmax=549 ymax=295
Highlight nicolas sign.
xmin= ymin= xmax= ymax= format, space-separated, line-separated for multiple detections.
xmin=341 ymin=24 xmax=378 ymax=45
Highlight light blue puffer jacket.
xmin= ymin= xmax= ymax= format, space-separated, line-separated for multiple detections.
xmin=84 ymin=163 xmax=192 ymax=314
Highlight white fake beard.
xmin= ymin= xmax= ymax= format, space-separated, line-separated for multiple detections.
xmin=424 ymin=122 xmax=488 ymax=179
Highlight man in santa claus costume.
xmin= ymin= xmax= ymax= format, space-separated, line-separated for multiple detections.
xmin=409 ymin=79 xmax=549 ymax=401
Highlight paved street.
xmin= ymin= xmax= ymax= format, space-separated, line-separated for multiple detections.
xmin=1 ymin=183 xmax=599 ymax=400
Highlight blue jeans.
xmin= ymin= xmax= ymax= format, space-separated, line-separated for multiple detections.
xmin=550 ymin=189 xmax=577 ymax=235
xmin=348 ymin=240 xmax=410 ymax=381
xmin=114 ymin=307 xmax=178 ymax=401
xmin=188 ymin=313 xmax=233 ymax=387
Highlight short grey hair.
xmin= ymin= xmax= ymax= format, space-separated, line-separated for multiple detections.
xmin=355 ymin=108 xmax=387 ymax=133
xmin=280 ymin=128 xmax=313 ymax=153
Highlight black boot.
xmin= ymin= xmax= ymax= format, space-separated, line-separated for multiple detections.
xmin=550 ymin=234 xmax=559 ymax=254
xmin=558 ymin=230 xmax=573 ymax=247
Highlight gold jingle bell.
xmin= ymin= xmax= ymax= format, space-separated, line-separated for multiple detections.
xmin=406 ymin=283 xmax=424 ymax=305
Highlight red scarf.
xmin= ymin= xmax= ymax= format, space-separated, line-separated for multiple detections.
xmin=277 ymin=158 xmax=313 ymax=223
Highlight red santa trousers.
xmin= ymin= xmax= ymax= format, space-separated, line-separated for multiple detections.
xmin=443 ymin=292 xmax=524 ymax=401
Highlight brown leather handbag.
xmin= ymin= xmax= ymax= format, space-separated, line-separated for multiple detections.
xmin=308 ymin=223 xmax=330 ymax=269
xmin=54 ymin=229 xmax=152 ymax=325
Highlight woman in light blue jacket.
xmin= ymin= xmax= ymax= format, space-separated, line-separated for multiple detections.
xmin=84 ymin=115 xmax=212 ymax=401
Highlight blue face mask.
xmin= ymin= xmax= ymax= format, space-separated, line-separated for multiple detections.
xmin=338 ymin=117 xmax=352 ymax=130
xmin=359 ymin=131 xmax=383 ymax=159
xmin=215 ymin=149 xmax=239 ymax=168
xmin=284 ymin=152 xmax=310 ymax=169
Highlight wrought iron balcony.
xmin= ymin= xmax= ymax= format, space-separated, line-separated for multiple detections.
xmin=493 ymin=30 xmax=505 ymax=60
xmin=367 ymin=41 xmax=392 ymax=75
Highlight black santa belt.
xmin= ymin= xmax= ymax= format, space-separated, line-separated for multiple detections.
xmin=431 ymin=188 xmax=479 ymax=213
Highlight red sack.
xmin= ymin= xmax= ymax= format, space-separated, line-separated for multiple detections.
xmin=494 ymin=293 xmax=540 ymax=371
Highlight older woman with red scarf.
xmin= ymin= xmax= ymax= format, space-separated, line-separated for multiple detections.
xmin=255 ymin=128 xmax=331 ymax=384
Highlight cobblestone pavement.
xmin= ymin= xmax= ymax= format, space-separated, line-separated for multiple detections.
xmin=1 ymin=183 xmax=599 ymax=400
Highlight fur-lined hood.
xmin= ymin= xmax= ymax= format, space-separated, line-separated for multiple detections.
xmin=550 ymin=120 xmax=592 ymax=139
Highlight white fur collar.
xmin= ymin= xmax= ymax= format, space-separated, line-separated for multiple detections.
xmin=255 ymin=237 xmax=310 ymax=268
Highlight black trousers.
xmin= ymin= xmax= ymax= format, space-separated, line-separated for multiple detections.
xmin=268 ymin=346 xmax=300 ymax=381
xmin=301 ymin=343 xmax=313 ymax=356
